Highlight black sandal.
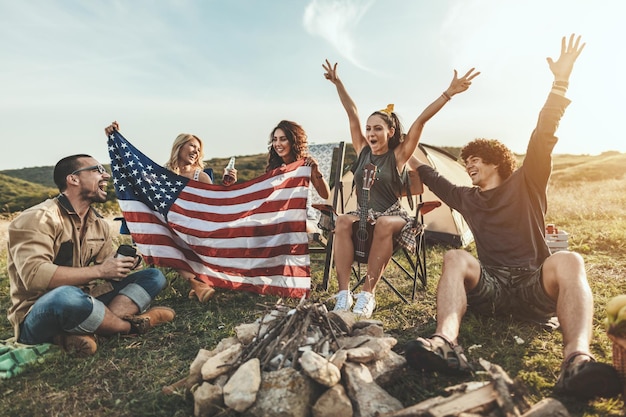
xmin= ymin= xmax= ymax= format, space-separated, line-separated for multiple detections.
xmin=404 ymin=334 xmax=473 ymax=375
xmin=554 ymin=351 xmax=622 ymax=399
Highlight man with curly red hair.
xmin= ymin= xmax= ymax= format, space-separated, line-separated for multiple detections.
xmin=405 ymin=34 xmax=622 ymax=399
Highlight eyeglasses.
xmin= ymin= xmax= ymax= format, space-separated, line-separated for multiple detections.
xmin=71 ymin=164 xmax=108 ymax=175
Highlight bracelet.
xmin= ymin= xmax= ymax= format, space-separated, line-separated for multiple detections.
xmin=551 ymin=85 xmax=567 ymax=92
xmin=441 ymin=91 xmax=451 ymax=101
xmin=551 ymin=87 xmax=566 ymax=96
xmin=553 ymin=80 xmax=569 ymax=88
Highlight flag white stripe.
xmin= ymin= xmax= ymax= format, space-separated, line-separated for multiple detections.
xmin=168 ymin=209 xmax=307 ymax=234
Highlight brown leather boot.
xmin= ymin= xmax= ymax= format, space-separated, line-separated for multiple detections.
xmin=124 ymin=307 xmax=176 ymax=334
xmin=188 ymin=277 xmax=215 ymax=303
xmin=53 ymin=334 xmax=98 ymax=357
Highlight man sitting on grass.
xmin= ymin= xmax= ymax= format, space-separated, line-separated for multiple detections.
xmin=7 ymin=154 xmax=175 ymax=356
xmin=404 ymin=34 xmax=623 ymax=399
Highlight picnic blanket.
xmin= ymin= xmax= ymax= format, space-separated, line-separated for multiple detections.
xmin=0 ymin=339 xmax=54 ymax=379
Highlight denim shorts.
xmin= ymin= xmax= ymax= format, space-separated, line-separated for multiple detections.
xmin=466 ymin=264 xmax=556 ymax=321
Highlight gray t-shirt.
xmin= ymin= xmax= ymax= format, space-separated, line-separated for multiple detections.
xmin=418 ymin=93 xmax=570 ymax=270
xmin=352 ymin=147 xmax=404 ymax=213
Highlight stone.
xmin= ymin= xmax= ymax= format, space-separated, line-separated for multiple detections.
xmin=259 ymin=309 xmax=282 ymax=336
xmin=366 ymin=350 xmax=407 ymax=385
xmin=235 ymin=322 xmax=260 ymax=345
xmin=312 ymin=384 xmax=353 ymax=417
xmin=327 ymin=310 xmax=356 ymax=334
xmin=187 ymin=349 xmax=212 ymax=388
xmin=352 ymin=324 xmax=384 ymax=338
xmin=246 ymin=367 xmax=319 ymax=417
xmin=223 ymin=358 xmax=261 ymax=412
xmin=193 ymin=382 xmax=224 ymax=417
xmin=340 ymin=336 xmax=397 ymax=362
xmin=299 ymin=350 xmax=341 ymax=387
xmin=343 ymin=362 xmax=403 ymax=417
xmin=329 ymin=349 xmax=348 ymax=370
xmin=346 ymin=346 xmax=377 ymax=363
xmin=213 ymin=336 xmax=239 ymax=353
xmin=201 ymin=343 xmax=242 ymax=380
xmin=352 ymin=319 xmax=384 ymax=330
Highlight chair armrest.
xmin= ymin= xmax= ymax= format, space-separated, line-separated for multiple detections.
xmin=418 ymin=201 xmax=442 ymax=216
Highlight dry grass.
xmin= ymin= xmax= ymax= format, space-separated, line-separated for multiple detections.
xmin=1 ymin=153 xmax=626 ymax=416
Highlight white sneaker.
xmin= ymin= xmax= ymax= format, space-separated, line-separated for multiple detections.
xmin=352 ymin=291 xmax=376 ymax=318
xmin=333 ymin=290 xmax=353 ymax=312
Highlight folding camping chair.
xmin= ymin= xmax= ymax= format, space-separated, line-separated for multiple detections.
xmin=351 ymin=166 xmax=441 ymax=302
xmin=307 ymin=142 xmax=346 ymax=289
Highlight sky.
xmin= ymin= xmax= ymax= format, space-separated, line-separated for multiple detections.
xmin=1 ymin=0 xmax=624 ymax=170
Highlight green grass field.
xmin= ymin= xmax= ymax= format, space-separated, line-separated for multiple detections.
xmin=1 ymin=153 xmax=626 ymax=416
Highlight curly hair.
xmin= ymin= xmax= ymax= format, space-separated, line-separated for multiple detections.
xmin=267 ymin=120 xmax=308 ymax=171
xmin=460 ymin=139 xmax=517 ymax=180
xmin=164 ymin=134 xmax=205 ymax=175
xmin=368 ymin=110 xmax=405 ymax=149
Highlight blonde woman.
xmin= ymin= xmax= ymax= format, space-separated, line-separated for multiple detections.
xmin=164 ymin=133 xmax=237 ymax=302
xmin=165 ymin=134 xmax=214 ymax=184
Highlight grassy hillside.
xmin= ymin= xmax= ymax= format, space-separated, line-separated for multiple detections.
xmin=0 ymin=166 xmax=56 ymax=188
xmin=0 ymin=173 xmax=57 ymax=217
xmin=550 ymin=151 xmax=626 ymax=184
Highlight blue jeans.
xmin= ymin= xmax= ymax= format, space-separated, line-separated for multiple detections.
xmin=18 ymin=268 xmax=166 ymax=345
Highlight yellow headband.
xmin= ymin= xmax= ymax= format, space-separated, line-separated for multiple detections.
xmin=378 ymin=103 xmax=394 ymax=115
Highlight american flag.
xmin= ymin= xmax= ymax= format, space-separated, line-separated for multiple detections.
xmin=107 ymin=131 xmax=311 ymax=298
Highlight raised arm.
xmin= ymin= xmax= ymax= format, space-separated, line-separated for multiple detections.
xmin=397 ymin=68 xmax=479 ymax=167
xmin=546 ymin=34 xmax=585 ymax=97
xmin=322 ymin=60 xmax=367 ymax=154
xmin=305 ymin=156 xmax=330 ymax=200
xmin=104 ymin=121 xmax=119 ymax=136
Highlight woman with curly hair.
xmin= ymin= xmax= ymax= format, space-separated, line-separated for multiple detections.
xmin=323 ymin=60 xmax=479 ymax=318
xmin=267 ymin=120 xmax=330 ymax=233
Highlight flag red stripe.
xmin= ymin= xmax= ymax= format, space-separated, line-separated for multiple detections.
xmin=169 ymin=220 xmax=305 ymax=239
xmin=178 ymin=176 xmax=309 ymax=206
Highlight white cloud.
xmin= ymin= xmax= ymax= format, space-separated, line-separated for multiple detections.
xmin=302 ymin=0 xmax=375 ymax=73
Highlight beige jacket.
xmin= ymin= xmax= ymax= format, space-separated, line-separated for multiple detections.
xmin=7 ymin=194 xmax=114 ymax=339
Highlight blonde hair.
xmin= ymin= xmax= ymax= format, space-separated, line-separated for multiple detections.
xmin=164 ymin=133 xmax=205 ymax=174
